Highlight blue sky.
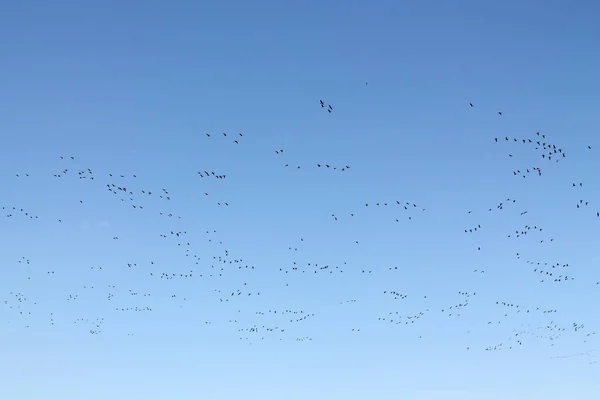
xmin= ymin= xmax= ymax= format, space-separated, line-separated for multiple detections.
xmin=1 ymin=1 xmax=600 ymax=399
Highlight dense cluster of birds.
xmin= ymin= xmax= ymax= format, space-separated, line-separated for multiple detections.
xmin=2 ymin=99 xmax=598 ymax=364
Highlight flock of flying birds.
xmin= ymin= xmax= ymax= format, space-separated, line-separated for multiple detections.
xmin=2 ymin=99 xmax=598 ymax=363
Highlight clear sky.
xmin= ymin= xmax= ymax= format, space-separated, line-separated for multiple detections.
xmin=1 ymin=1 xmax=599 ymax=399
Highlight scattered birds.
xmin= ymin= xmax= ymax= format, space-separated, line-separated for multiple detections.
xmin=1 ymin=94 xmax=597 ymax=366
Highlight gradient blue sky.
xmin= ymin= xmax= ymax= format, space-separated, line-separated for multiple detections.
xmin=1 ymin=1 xmax=600 ymax=399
